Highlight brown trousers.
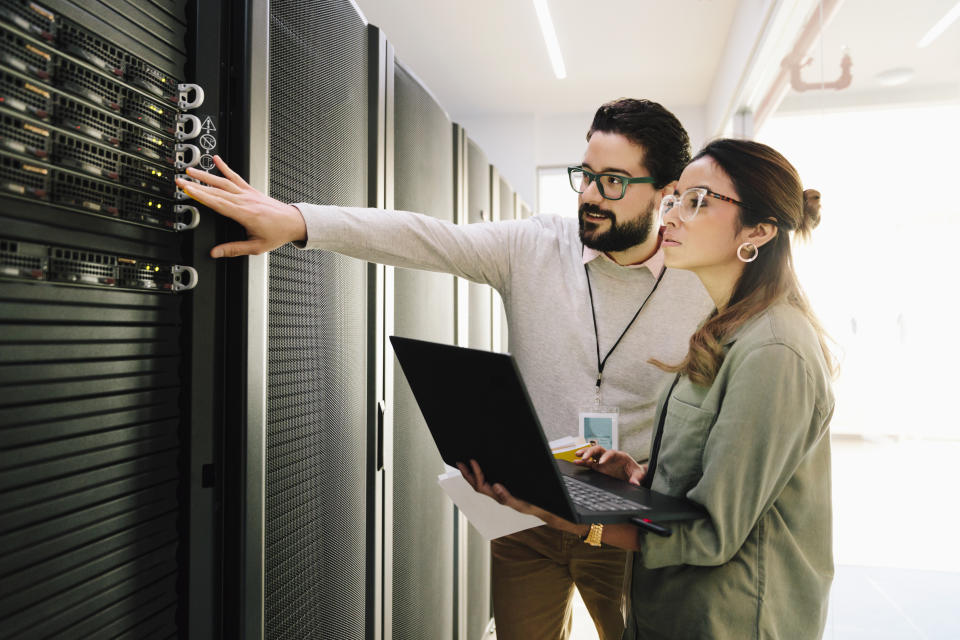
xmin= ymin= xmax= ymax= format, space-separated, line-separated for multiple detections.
xmin=491 ymin=525 xmax=627 ymax=640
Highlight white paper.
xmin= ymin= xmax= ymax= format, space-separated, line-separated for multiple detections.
xmin=437 ymin=466 xmax=544 ymax=541
xmin=549 ymin=435 xmax=583 ymax=450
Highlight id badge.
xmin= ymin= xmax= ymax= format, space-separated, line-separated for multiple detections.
xmin=578 ymin=406 xmax=619 ymax=450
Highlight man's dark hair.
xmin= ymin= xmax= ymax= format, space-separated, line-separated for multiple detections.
xmin=587 ymin=98 xmax=691 ymax=189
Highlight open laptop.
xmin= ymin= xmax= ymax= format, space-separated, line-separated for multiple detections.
xmin=389 ymin=335 xmax=705 ymax=535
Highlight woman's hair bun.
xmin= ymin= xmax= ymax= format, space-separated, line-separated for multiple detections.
xmin=799 ymin=188 xmax=821 ymax=237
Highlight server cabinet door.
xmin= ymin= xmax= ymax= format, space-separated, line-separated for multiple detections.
xmin=389 ymin=61 xmax=456 ymax=640
xmin=494 ymin=174 xmax=517 ymax=353
xmin=241 ymin=1 xmax=372 ymax=639
xmin=463 ymin=137 xmax=493 ymax=640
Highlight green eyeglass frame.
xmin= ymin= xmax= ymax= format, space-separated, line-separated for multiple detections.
xmin=567 ymin=166 xmax=656 ymax=201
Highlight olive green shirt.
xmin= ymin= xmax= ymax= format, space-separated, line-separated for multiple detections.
xmin=625 ymin=302 xmax=835 ymax=640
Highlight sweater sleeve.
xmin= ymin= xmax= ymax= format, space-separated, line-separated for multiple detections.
xmin=639 ymin=343 xmax=827 ymax=568
xmin=292 ymin=203 xmax=516 ymax=291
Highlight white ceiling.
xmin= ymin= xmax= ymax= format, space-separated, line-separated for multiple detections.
xmin=352 ymin=0 xmax=742 ymax=118
xmin=781 ymin=0 xmax=960 ymax=110
xmin=353 ymin=0 xmax=960 ymax=121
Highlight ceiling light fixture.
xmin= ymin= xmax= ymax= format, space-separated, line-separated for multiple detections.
xmin=917 ymin=1 xmax=960 ymax=48
xmin=875 ymin=67 xmax=914 ymax=87
xmin=532 ymin=0 xmax=566 ymax=79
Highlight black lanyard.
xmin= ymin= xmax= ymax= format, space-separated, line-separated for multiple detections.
xmin=584 ymin=261 xmax=666 ymax=397
xmin=641 ymin=372 xmax=681 ymax=489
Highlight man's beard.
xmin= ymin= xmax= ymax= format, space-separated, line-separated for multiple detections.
xmin=578 ymin=202 xmax=655 ymax=252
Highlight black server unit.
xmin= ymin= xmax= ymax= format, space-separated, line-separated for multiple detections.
xmin=0 ymin=0 xmax=222 ymax=638
xmin=389 ymin=59 xmax=456 ymax=640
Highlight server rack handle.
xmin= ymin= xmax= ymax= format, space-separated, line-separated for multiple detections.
xmin=177 ymin=83 xmax=206 ymax=110
xmin=174 ymin=205 xmax=201 ymax=231
xmin=177 ymin=114 xmax=203 ymax=141
xmin=171 ymin=265 xmax=200 ymax=291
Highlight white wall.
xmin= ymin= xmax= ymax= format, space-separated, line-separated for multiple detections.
xmin=456 ymin=103 xmax=707 ymax=211
xmin=456 ymin=113 xmax=537 ymax=206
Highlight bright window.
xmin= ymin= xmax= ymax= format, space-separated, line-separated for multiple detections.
xmin=758 ymin=103 xmax=960 ymax=582
xmin=537 ymin=165 xmax=579 ymax=218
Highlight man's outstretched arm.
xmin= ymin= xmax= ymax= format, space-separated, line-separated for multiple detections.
xmin=175 ymin=155 xmax=306 ymax=258
xmin=178 ymin=155 xmax=520 ymax=289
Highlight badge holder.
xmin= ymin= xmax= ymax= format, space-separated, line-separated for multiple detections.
xmin=578 ymin=404 xmax=619 ymax=451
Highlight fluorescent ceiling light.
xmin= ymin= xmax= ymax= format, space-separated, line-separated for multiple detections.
xmin=917 ymin=1 xmax=960 ymax=48
xmin=532 ymin=0 xmax=566 ymax=79
xmin=875 ymin=67 xmax=914 ymax=87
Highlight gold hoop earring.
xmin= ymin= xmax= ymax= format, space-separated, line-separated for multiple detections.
xmin=737 ymin=242 xmax=758 ymax=263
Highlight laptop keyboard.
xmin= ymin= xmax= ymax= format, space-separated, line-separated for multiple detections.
xmin=562 ymin=475 xmax=649 ymax=513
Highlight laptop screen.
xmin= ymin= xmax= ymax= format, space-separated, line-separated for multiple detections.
xmin=389 ymin=335 xmax=576 ymax=520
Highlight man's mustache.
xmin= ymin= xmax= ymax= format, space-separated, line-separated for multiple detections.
xmin=579 ymin=203 xmax=614 ymax=219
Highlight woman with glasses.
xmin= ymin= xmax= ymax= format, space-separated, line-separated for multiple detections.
xmin=462 ymin=138 xmax=835 ymax=639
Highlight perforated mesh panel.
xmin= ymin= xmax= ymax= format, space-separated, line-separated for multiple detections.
xmin=265 ymin=1 xmax=368 ymax=638
xmin=392 ymin=62 xmax=456 ymax=640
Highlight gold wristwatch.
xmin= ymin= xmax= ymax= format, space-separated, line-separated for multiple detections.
xmin=584 ymin=523 xmax=603 ymax=547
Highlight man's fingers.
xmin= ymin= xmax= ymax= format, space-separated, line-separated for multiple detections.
xmin=492 ymin=483 xmax=512 ymax=505
xmin=176 ymin=180 xmax=235 ymax=211
xmin=493 ymin=483 xmax=515 ymax=500
xmin=213 ymin=154 xmax=250 ymax=188
xmin=457 ymin=462 xmax=478 ymax=488
xmin=184 ymin=167 xmax=244 ymax=193
xmin=469 ymin=459 xmax=486 ymax=487
xmin=210 ymin=240 xmax=268 ymax=259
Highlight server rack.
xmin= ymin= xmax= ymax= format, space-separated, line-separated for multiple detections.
xmin=464 ymin=137 xmax=491 ymax=352
xmin=388 ymin=58 xmax=457 ymax=640
xmin=368 ymin=23 xmax=393 ymax=640
xmin=461 ymin=135 xmax=494 ymax=640
xmin=0 ymin=0 xmax=222 ymax=638
xmin=518 ymin=198 xmax=531 ymax=220
xmin=491 ymin=168 xmax=515 ymax=356
xmin=233 ymin=5 xmax=490 ymax=638
xmin=234 ymin=0 xmax=375 ymax=639
xmin=0 ymin=1 xmax=520 ymax=638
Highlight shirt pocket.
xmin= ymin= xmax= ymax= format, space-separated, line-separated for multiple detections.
xmin=655 ymin=398 xmax=716 ymax=495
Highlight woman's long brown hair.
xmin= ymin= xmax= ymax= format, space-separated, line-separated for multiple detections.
xmin=653 ymin=139 xmax=834 ymax=386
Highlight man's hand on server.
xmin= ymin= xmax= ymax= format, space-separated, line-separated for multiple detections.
xmin=175 ymin=155 xmax=306 ymax=258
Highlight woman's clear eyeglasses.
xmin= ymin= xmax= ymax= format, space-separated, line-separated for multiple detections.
xmin=567 ymin=166 xmax=656 ymax=201
xmin=659 ymin=187 xmax=746 ymax=222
